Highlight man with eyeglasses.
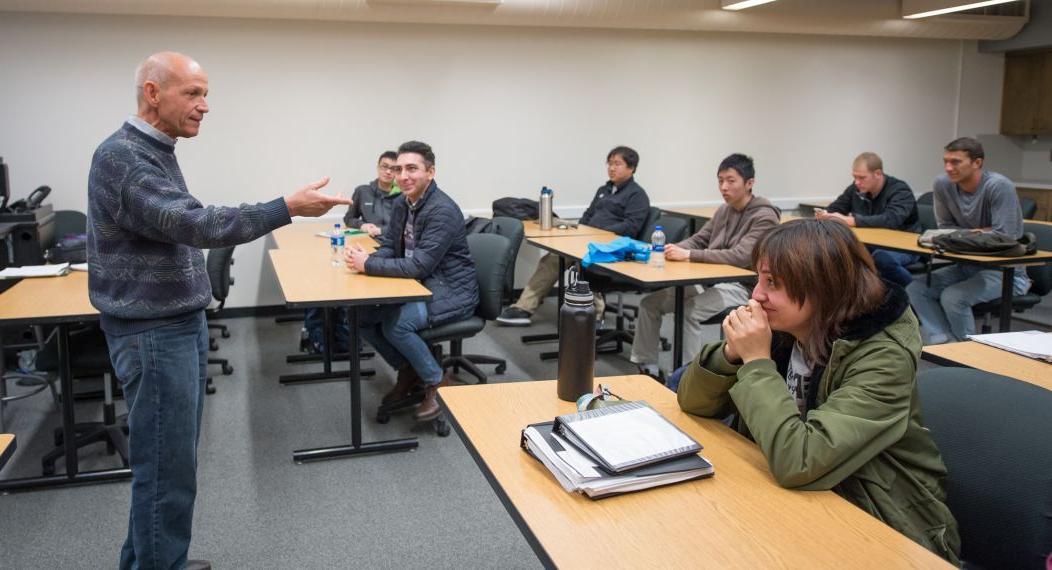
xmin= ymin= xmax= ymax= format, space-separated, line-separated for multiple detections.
xmin=497 ymin=146 xmax=650 ymax=326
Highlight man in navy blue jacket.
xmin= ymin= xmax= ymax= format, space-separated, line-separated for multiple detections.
xmin=88 ymin=52 xmax=351 ymax=570
xmin=496 ymin=146 xmax=650 ymax=326
xmin=345 ymin=141 xmax=479 ymax=420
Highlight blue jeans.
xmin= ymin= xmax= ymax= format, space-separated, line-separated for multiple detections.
xmin=358 ymin=301 xmax=443 ymax=385
xmin=869 ymin=248 xmax=918 ymax=288
xmin=105 ymin=311 xmax=209 ymax=570
xmin=906 ymin=264 xmax=1031 ymax=344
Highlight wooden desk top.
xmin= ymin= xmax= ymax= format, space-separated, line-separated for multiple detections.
xmin=526 ymin=235 xmax=754 ymax=287
xmin=922 ymin=341 xmax=1052 ymax=391
xmin=522 ymin=220 xmax=617 ymax=239
xmin=0 ymin=272 xmax=97 ymax=325
xmin=0 ymin=434 xmax=14 ymax=470
xmin=660 ymin=206 xmax=719 ymax=220
xmin=439 ymin=375 xmax=949 ymax=569
xmin=268 ymin=249 xmax=430 ymax=308
xmin=271 ymin=221 xmax=378 ymax=251
xmin=851 ymin=226 xmax=1052 ymax=265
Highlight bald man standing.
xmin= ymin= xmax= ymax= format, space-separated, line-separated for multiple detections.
xmin=88 ymin=52 xmax=351 ymax=570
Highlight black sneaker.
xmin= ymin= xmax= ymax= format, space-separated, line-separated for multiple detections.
xmin=496 ymin=307 xmax=532 ymax=326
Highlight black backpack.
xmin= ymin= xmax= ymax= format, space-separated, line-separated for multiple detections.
xmin=492 ymin=197 xmax=540 ymax=220
xmin=45 ymin=234 xmax=87 ymax=264
xmin=931 ymin=230 xmax=1038 ymax=257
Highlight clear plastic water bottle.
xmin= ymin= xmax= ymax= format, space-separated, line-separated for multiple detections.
xmin=650 ymin=225 xmax=666 ymax=269
xmin=330 ymin=223 xmax=344 ymax=267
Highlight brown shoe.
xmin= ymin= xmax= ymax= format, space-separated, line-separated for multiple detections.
xmin=413 ymin=371 xmax=454 ymax=421
xmin=382 ymin=366 xmax=423 ymax=405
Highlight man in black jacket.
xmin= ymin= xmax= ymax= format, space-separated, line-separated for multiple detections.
xmin=816 ymin=152 xmax=920 ymax=286
xmin=345 ymin=141 xmax=479 ymax=419
xmin=496 ymin=146 xmax=650 ymax=326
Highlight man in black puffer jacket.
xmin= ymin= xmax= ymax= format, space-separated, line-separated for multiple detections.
xmin=345 ymin=141 xmax=478 ymax=420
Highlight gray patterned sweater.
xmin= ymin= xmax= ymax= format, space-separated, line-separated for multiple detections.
xmin=88 ymin=122 xmax=292 ymax=335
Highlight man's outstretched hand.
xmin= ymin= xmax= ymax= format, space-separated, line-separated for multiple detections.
xmin=285 ymin=177 xmax=354 ymax=217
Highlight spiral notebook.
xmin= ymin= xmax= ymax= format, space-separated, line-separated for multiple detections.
xmin=552 ymin=401 xmax=703 ymax=474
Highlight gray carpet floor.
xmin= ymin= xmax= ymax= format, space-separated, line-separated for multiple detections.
xmin=1 ymin=292 xmax=1049 ymax=568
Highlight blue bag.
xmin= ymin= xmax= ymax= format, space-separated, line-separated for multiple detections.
xmin=581 ymin=237 xmax=651 ymax=268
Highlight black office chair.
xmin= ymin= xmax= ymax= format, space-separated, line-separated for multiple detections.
xmin=1 ymin=327 xmax=58 ymax=432
xmin=488 ymin=216 xmax=524 ymax=307
xmin=377 ymin=233 xmax=514 ymax=435
xmin=917 ymin=368 xmax=1052 ymax=569
xmin=971 ymin=221 xmax=1052 ymax=333
xmin=35 ymin=327 xmax=129 ymax=476
xmin=52 ymin=209 xmax=87 ymax=238
xmin=916 ymin=191 xmax=934 ymax=207
xmin=205 ymin=246 xmax=235 ymax=394
xmin=1020 ymin=196 xmax=1038 ymax=220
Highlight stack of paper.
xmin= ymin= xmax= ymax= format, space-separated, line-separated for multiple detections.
xmin=0 ymin=263 xmax=70 ymax=279
xmin=520 ymin=402 xmax=713 ymax=499
xmin=968 ymin=331 xmax=1052 ymax=363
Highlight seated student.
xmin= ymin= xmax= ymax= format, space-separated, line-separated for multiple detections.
xmin=629 ymin=153 xmax=779 ymax=379
xmin=815 ymin=152 xmax=921 ymax=287
xmin=906 ymin=137 xmax=1030 ymax=344
xmin=345 ymin=141 xmax=478 ymax=419
xmin=496 ymin=146 xmax=650 ymax=326
xmin=677 ymin=219 xmax=961 ymax=565
xmin=302 ymin=150 xmax=401 ymax=354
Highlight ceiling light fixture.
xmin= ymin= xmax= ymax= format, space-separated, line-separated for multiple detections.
xmin=720 ymin=0 xmax=779 ymax=11
xmin=902 ymin=0 xmax=1022 ymax=19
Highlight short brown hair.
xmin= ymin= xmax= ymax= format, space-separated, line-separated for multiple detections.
xmin=853 ymin=152 xmax=883 ymax=172
xmin=944 ymin=137 xmax=984 ymax=161
xmin=751 ymin=219 xmax=886 ymax=363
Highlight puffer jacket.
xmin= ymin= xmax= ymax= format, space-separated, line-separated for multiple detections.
xmin=677 ymin=285 xmax=961 ymax=565
xmin=365 ymin=182 xmax=479 ymax=326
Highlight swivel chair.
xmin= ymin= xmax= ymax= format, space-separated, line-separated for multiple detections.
xmin=205 ymin=246 xmax=235 ymax=394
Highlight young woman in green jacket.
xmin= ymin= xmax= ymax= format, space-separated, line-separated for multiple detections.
xmin=677 ymin=219 xmax=961 ymax=565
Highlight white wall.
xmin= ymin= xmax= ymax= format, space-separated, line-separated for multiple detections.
xmin=0 ymin=12 xmax=988 ymax=307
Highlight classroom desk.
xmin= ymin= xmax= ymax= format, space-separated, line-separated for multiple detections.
xmin=851 ymin=226 xmax=1052 ymax=332
xmin=270 ymin=220 xmax=378 ymax=252
xmin=522 ymin=220 xmax=616 ymax=239
xmin=526 ymin=235 xmax=754 ymax=369
xmin=0 ymin=434 xmax=14 ymax=471
xmin=438 ymin=375 xmax=950 ymax=569
xmin=921 ymin=341 xmax=1052 ymax=391
xmin=659 ymin=206 xmax=719 ymax=234
xmin=268 ymin=248 xmax=431 ymax=462
xmin=0 ymin=272 xmax=133 ymax=491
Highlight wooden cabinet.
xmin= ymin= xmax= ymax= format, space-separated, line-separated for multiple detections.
xmin=1001 ymin=50 xmax=1052 ymax=136
xmin=1017 ymin=186 xmax=1052 ymax=222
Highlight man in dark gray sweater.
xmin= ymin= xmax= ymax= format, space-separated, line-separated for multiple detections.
xmin=88 ymin=51 xmax=351 ymax=570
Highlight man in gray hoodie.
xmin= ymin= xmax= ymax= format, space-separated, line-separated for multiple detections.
xmin=630 ymin=153 xmax=780 ymax=378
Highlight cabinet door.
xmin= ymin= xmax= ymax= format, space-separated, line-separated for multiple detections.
xmin=1001 ymin=52 xmax=1043 ymax=136
xmin=1037 ymin=52 xmax=1052 ymax=134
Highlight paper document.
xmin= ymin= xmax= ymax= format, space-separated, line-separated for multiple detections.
xmin=0 ymin=263 xmax=70 ymax=279
xmin=567 ymin=406 xmax=697 ymax=468
xmin=968 ymin=331 xmax=1052 ymax=362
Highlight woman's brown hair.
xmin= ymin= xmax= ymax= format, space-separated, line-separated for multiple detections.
xmin=751 ymin=219 xmax=886 ymax=363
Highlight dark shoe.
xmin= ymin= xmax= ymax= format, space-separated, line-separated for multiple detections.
xmin=185 ymin=561 xmax=213 ymax=570
xmin=383 ymin=366 xmax=424 ymax=405
xmin=413 ymin=372 xmax=453 ymax=421
xmin=496 ymin=307 xmax=532 ymax=327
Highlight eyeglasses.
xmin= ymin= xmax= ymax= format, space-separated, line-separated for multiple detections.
xmin=378 ymin=164 xmax=397 ymax=172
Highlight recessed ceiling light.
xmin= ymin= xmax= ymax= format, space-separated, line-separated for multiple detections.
xmin=902 ymin=0 xmax=1021 ymax=19
xmin=721 ymin=0 xmax=779 ymax=11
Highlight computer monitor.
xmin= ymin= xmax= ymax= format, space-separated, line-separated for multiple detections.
xmin=0 ymin=156 xmax=9 ymax=211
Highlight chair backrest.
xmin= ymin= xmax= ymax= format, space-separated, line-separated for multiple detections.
xmin=916 ymin=191 xmax=934 ymax=206
xmin=635 ymin=206 xmax=662 ymax=242
xmin=1020 ymin=196 xmax=1038 ymax=220
xmin=1024 ymin=221 xmax=1052 ymax=296
xmin=466 ymin=233 xmax=513 ymax=321
xmin=53 ymin=210 xmax=87 ymax=238
xmin=916 ymin=368 xmax=1052 ymax=569
xmin=487 ymin=217 xmax=524 ymax=302
xmin=206 ymin=246 xmax=235 ymax=303
xmin=916 ymin=203 xmax=937 ymax=232
xmin=654 ymin=215 xmax=689 ymax=243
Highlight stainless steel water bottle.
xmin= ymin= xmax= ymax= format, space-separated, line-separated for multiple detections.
xmin=557 ymin=269 xmax=596 ymax=402
xmin=539 ymin=187 xmax=553 ymax=231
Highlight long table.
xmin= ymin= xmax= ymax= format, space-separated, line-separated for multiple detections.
xmin=525 ymin=235 xmax=754 ymax=369
xmin=921 ymin=340 xmax=1052 ymax=391
xmin=268 ymin=241 xmax=432 ymax=462
xmin=0 ymin=272 xmax=132 ymax=491
xmin=439 ymin=375 xmax=950 ymax=569
xmin=0 ymin=433 xmax=14 ymax=471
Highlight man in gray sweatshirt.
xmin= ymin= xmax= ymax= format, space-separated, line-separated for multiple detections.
xmin=630 ymin=154 xmax=780 ymax=378
xmin=906 ymin=137 xmax=1030 ymax=344
xmin=88 ymin=52 xmax=351 ymax=570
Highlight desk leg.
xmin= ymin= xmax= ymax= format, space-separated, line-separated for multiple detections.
xmin=673 ymin=286 xmax=685 ymax=370
xmin=280 ymin=307 xmax=375 ymax=384
xmin=292 ymin=307 xmax=418 ymax=463
xmin=520 ymin=256 xmax=565 ymax=346
xmin=998 ymin=267 xmax=1015 ymax=332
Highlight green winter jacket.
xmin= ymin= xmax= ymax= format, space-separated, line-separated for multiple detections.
xmin=677 ymin=286 xmax=961 ymax=565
